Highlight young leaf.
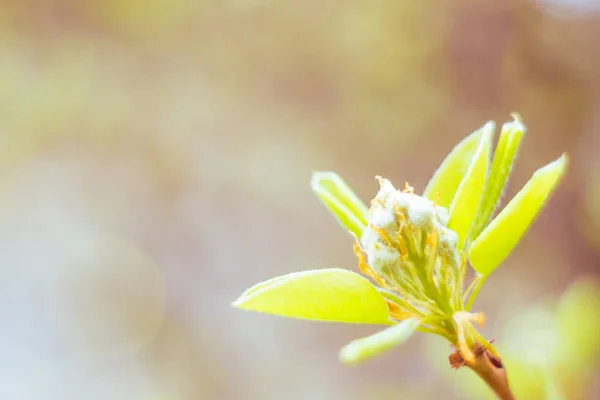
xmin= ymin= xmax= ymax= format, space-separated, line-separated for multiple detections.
xmin=311 ymin=172 xmax=369 ymax=238
xmin=339 ymin=318 xmax=419 ymax=365
xmin=469 ymin=154 xmax=568 ymax=276
xmin=470 ymin=114 xmax=526 ymax=242
xmin=233 ymin=268 xmax=391 ymax=324
xmin=448 ymin=125 xmax=493 ymax=249
xmin=424 ymin=121 xmax=495 ymax=208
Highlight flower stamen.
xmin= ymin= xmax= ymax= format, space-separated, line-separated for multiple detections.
xmin=353 ymin=243 xmax=390 ymax=289
xmin=385 ymin=298 xmax=410 ymax=320
xmin=371 ymin=226 xmax=395 ymax=249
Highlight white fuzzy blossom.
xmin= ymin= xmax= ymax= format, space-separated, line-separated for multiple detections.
xmin=358 ymin=177 xmax=460 ymax=288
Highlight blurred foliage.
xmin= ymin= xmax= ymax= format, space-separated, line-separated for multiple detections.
xmin=428 ymin=277 xmax=600 ymax=399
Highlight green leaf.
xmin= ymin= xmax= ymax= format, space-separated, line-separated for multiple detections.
xmin=469 ymin=154 xmax=568 ymax=276
xmin=423 ymin=121 xmax=495 ymax=208
xmin=339 ymin=318 xmax=419 ymax=365
xmin=311 ymin=172 xmax=369 ymax=238
xmin=233 ymin=268 xmax=391 ymax=324
xmin=448 ymin=124 xmax=493 ymax=249
xmin=470 ymin=114 xmax=526 ymax=242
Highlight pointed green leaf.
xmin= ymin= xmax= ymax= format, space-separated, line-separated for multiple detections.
xmin=469 ymin=154 xmax=568 ymax=276
xmin=233 ymin=268 xmax=391 ymax=324
xmin=470 ymin=114 xmax=526 ymax=241
xmin=448 ymin=125 xmax=493 ymax=249
xmin=423 ymin=121 xmax=495 ymax=208
xmin=311 ymin=172 xmax=369 ymax=237
xmin=339 ymin=318 xmax=419 ymax=365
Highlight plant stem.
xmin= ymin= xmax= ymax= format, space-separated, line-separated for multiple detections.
xmin=465 ymin=274 xmax=487 ymax=310
xmin=465 ymin=344 xmax=515 ymax=400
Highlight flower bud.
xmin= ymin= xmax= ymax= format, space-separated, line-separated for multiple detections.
xmin=358 ymin=177 xmax=460 ymax=299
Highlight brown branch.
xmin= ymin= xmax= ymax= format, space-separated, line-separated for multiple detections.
xmin=450 ymin=342 xmax=516 ymax=400
xmin=466 ymin=345 xmax=515 ymax=400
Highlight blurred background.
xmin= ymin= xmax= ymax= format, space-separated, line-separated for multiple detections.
xmin=0 ymin=0 xmax=599 ymax=399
